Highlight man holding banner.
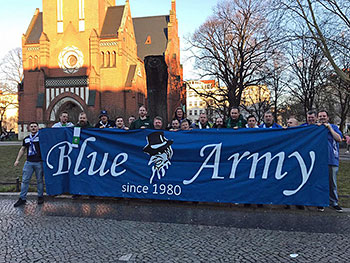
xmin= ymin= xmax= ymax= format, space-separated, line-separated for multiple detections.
xmin=153 ymin=116 xmax=164 ymax=130
xmin=191 ymin=113 xmax=213 ymax=129
xmin=300 ymin=110 xmax=317 ymax=127
xmin=13 ymin=122 xmax=44 ymax=207
xmin=76 ymin=112 xmax=92 ymax=128
xmin=52 ymin=111 xmax=74 ymax=128
xmin=259 ymin=111 xmax=282 ymax=129
xmin=318 ymin=110 xmax=343 ymax=212
xmin=225 ymin=107 xmax=247 ymax=129
xmin=95 ymin=110 xmax=115 ymax=128
xmin=130 ymin=106 xmax=153 ymax=129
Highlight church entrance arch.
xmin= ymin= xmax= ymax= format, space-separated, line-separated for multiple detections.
xmin=50 ymin=97 xmax=84 ymax=124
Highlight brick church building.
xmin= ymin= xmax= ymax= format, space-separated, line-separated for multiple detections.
xmin=19 ymin=0 xmax=183 ymax=138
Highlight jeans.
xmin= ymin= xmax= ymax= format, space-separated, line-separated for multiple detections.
xmin=20 ymin=161 xmax=44 ymax=200
xmin=329 ymin=165 xmax=339 ymax=206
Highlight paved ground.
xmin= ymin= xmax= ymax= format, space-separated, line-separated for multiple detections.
xmin=0 ymin=141 xmax=22 ymax=146
xmin=1 ymin=141 xmax=349 ymax=262
xmin=1 ymin=194 xmax=350 ymax=262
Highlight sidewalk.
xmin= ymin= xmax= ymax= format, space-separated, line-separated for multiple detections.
xmin=1 ymin=193 xmax=350 ymax=262
xmin=0 ymin=141 xmax=21 ymax=146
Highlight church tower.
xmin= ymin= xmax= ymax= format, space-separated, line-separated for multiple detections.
xmin=19 ymin=0 xmax=182 ymax=138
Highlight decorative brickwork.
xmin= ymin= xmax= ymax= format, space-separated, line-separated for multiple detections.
xmin=19 ymin=0 xmax=182 ymax=139
xmin=45 ymin=77 xmax=89 ymax=88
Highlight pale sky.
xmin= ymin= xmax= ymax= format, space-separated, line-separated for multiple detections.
xmin=0 ymin=0 xmax=218 ymax=80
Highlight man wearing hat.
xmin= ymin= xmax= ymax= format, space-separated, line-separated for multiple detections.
xmin=95 ymin=110 xmax=115 ymax=128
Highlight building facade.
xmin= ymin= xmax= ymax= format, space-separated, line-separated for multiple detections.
xmin=186 ymin=81 xmax=271 ymax=123
xmin=186 ymin=80 xmax=222 ymax=123
xmin=19 ymin=0 xmax=182 ymax=138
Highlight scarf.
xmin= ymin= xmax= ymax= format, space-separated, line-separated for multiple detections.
xmin=28 ymin=132 xmax=39 ymax=156
xmin=99 ymin=121 xmax=108 ymax=128
xmin=198 ymin=122 xmax=211 ymax=129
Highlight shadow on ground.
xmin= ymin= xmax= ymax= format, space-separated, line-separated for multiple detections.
xmin=3 ymin=195 xmax=350 ymax=235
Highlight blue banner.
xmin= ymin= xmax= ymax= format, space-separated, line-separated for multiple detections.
xmin=39 ymin=126 xmax=329 ymax=206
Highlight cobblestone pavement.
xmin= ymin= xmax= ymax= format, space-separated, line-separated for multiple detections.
xmin=1 ymin=195 xmax=350 ymax=263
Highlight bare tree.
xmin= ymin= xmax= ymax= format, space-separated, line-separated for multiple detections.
xmin=0 ymin=82 xmax=18 ymax=133
xmin=286 ymin=35 xmax=329 ymax=118
xmin=187 ymin=0 xmax=275 ymax=115
xmin=323 ymin=67 xmax=350 ymax=133
xmin=264 ymin=50 xmax=288 ymax=121
xmin=277 ymin=0 xmax=350 ymax=84
xmin=0 ymin=48 xmax=23 ymax=91
xmin=241 ymin=85 xmax=270 ymax=123
xmin=278 ymin=99 xmax=305 ymax=124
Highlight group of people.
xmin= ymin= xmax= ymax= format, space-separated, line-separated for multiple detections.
xmin=41 ymin=106 xmax=310 ymax=132
xmin=12 ymin=106 xmax=344 ymax=213
xmin=50 ymin=106 xmax=289 ymax=132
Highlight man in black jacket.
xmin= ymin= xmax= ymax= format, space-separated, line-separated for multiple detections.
xmin=130 ymin=106 xmax=153 ymax=129
xmin=95 ymin=110 xmax=115 ymax=128
xmin=76 ymin=112 xmax=93 ymax=128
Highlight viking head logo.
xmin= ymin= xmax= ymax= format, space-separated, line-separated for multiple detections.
xmin=143 ymin=132 xmax=174 ymax=184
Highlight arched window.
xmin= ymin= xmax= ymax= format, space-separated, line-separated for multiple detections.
xmin=112 ymin=51 xmax=116 ymax=67
xmin=34 ymin=56 xmax=39 ymax=69
xmin=101 ymin=51 xmax=105 ymax=67
xmin=28 ymin=56 xmax=33 ymax=70
xmin=106 ymin=51 xmax=110 ymax=67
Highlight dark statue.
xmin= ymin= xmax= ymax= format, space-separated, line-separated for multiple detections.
xmin=144 ymin=55 xmax=168 ymax=124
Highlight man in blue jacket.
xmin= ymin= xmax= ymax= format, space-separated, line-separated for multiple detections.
xmin=318 ymin=110 xmax=343 ymax=212
xmin=259 ymin=111 xmax=282 ymax=128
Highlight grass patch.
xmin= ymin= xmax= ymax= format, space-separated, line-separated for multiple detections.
xmin=0 ymin=146 xmax=25 ymax=182
xmin=338 ymin=161 xmax=350 ymax=207
xmin=0 ymin=145 xmax=38 ymax=192
xmin=0 ymin=145 xmax=349 ymax=206
xmin=0 ymin=185 xmax=17 ymax=192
